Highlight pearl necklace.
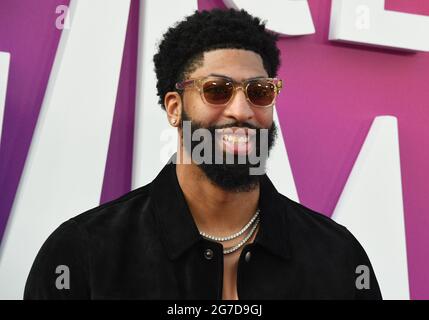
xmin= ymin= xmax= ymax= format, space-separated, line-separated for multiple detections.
xmin=199 ymin=209 xmax=260 ymax=255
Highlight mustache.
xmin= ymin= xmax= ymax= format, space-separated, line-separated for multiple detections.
xmin=187 ymin=122 xmax=264 ymax=133
xmin=180 ymin=107 xmax=265 ymax=131
xmin=209 ymin=122 xmax=260 ymax=130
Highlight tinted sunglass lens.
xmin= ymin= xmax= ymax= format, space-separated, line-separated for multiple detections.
xmin=202 ymin=79 xmax=233 ymax=105
xmin=247 ymin=81 xmax=276 ymax=107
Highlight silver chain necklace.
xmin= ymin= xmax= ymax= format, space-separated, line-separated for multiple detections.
xmin=199 ymin=209 xmax=260 ymax=242
xmin=223 ymin=217 xmax=259 ymax=254
xmin=199 ymin=209 xmax=260 ymax=255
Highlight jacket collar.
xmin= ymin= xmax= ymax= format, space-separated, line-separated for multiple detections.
xmin=150 ymin=154 xmax=291 ymax=261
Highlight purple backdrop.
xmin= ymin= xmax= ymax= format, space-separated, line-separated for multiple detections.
xmin=0 ymin=0 xmax=70 ymax=244
xmin=100 ymin=0 xmax=139 ymax=204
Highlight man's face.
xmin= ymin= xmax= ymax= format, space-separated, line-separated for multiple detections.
xmin=179 ymin=49 xmax=278 ymax=192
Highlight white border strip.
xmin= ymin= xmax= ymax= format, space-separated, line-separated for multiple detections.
xmin=0 ymin=51 xmax=10 ymax=143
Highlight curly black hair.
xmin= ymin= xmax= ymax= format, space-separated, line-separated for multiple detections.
xmin=153 ymin=8 xmax=281 ymax=110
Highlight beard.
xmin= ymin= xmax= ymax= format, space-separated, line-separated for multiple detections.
xmin=179 ymin=108 xmax=278 ymax=192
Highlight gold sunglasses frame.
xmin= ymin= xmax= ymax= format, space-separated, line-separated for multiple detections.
xmin=175 ymin=76 xmax=283 ymax=108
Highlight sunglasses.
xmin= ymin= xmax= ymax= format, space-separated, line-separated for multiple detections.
xmin=175 ymin=76 xmax=283 ymax=108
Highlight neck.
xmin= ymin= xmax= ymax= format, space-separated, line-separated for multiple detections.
xmin=176 ymin=156 xmax=260 ymax=237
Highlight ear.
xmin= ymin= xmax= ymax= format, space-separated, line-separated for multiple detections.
xmin=164 ymin=91 xmax=182 ymax=126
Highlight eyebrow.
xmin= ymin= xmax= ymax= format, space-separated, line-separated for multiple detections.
xmin=208 ymin=73 xmax=267 ymax=81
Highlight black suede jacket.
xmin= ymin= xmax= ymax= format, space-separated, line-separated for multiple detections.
xmin=24 ymin=157 xmax=382 ymax=300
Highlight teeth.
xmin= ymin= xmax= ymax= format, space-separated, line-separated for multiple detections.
xmin=222 ymin=134 xmax=249 ymax=143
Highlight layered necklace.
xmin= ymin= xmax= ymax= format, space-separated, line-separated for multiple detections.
xmin=199 ymin=209 xmax=260 ymax=255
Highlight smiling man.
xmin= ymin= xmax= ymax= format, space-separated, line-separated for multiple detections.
xmin=24 ymin=9 xmax=382 ymax=300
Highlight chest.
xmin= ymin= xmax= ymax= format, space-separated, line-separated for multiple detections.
xmin=89 ymin=239 xmax=353 ymax=299
xmin=222 ymin=252 xmax=241 ymax=300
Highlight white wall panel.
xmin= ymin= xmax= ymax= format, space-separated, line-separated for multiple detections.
xmin=329 ymin=0 xmax=429 ymax=52
xmin=266 ymin=111 xmax=299 ymax=202
xmin=332 ymin=116 xmax=410 ymax=299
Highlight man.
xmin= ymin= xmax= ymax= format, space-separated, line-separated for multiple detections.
xmin=24 ymin=9 xmax=382 ymax=300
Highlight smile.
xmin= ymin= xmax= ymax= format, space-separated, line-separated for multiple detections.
xmin=222 ymin=134 xmax=249 ymax=143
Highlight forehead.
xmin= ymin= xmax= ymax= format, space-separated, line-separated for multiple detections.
xmin=189 ymin=49 xmax=268 ymax=80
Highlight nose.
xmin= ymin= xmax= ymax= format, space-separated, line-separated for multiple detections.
xmin=223 ymin=87 xmax=255 ymax=123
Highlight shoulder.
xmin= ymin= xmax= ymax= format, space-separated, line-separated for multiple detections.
xmin=24 ymin=218 xmax=90 ymax=299
xmin=278 ymin=194 xmax=351 ymax=241
xmin=276 ymin=194 xmax=382 ymax=299
xmin=69 ymin=183 xmax=154 ymax=235
xmin=276 ymin=193 xmax=371 ymax=261
xmin=33 ymin=182 xmax=153 ymax=257
xmin=24 ymin=183 xmax=154 ymax=299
